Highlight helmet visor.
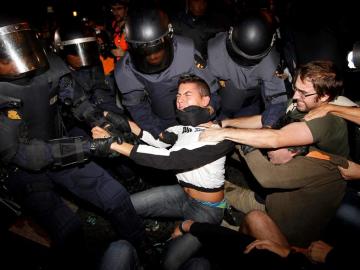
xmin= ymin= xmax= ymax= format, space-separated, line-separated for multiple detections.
xmin=0 ymin=23 xmax=49 ymax=79
xmin=62 ymin=37 xmax=100 ymax=67
xmin=128 ymin=36 xmax=173 ymax=74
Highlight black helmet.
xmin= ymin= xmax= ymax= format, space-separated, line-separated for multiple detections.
xmin=54 ymin=21 xmax=100 ymax=68
xmin=0 ymin=17 xmax=49 ymax=80
xmin=125 ymin=8 xmax=174 ymax=74
xmin=226 ymin=12 xmax=275 ymax=67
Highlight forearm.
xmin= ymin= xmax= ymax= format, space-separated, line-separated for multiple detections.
xmin=110 ymin=142 xmax=134 ymax=157
xmin=330 ymin=105 xmax=360 ymax=125
xmin=222 ymin=128 xmax=281 ymax=148
xmin=129 ymin=121 xmax=142 ymax=136
xmin=126 ymin=103 xmax=164 ymax=138
xmin=129 ymin=140 xmax=234 ymax=170
xmin=222 ymin=115 xmax=263 ymax=129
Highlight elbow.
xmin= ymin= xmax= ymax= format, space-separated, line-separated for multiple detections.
xmin=265 ymin=138 xmax=282 ymax=149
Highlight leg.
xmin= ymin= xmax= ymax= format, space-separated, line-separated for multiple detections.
xmin=163 ymin=196 xmax=224 ymax=270
xmin=240 ymin=210 xmax=289 ymax=247
xmin=179 ymin=256 xmax=211 ymax=270
xmin=6 ymin=169 xmax=82 ymax=247
xmin=48 ymin=162 xmax=145 ymax=247
xmin=100 ymin=240 xmax=139 ymax=270
xmin=225 ymin=181 xmax=265 ymax=213
xmin=131 ymin=185 xmax=186 ymax=218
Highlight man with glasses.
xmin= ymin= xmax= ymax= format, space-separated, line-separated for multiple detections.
xmin=199 ymin=60 xmax=350 ymax=158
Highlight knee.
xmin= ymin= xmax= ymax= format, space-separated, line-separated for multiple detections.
xmin=101 ymin=240 xmax=138 ymax=270
xmin=242 ymin=210 xmax=269 ymax=232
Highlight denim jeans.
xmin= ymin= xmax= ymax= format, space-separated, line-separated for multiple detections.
xmin=131 ymin=184 xmax=224 ymax=270
xmin=100 ymin=240 xmax=140 ymax=270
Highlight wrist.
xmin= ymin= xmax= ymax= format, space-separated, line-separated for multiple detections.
xmin=179 ymin=221 xmax=186 ymax=234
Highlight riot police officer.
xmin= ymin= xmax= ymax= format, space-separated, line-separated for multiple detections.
xmin=54 ymin=20 xmax=124 ymax=131
xmin=207 ymin=11 xmax=288 ymax=126
xmin=55 ymin=19 xmax=141 ymax=193
xmin=0 ymin=16 xmax=145 ymax=267
xmin=115 ymin=7 xmax=219 ymax=139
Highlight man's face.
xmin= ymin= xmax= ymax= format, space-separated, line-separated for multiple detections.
xmin=111 ymin=4 xmax=127 ymax=22
xmin=176 ymin=82 xmax=210 ymax=110
xmin=0 ymin=59 xmax=18 ymax=77
xmin=189 ymin=0 xmax=207 ymax=17
xmin=66 ymin=54 xmax=83 ymax=69
xmin=293 ymin=77 xmax=328 ymax=112
xmin=145 ymin=49 xmax=166 ymax=66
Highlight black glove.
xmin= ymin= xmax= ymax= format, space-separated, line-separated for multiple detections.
xmin=72 ymin=99 xmax=107 ymax=127
xmin=159 ymin=131 xmax=178 ymax=146
xmin=104 ymin=112 xmax=141 ymax=145
xmin=90 ymin=136 xmax=122 ymax=157
xmin=240 ymin=144 xmax=256 ymax=155
xmin=105 ymin=111 xmax=131 ymax=133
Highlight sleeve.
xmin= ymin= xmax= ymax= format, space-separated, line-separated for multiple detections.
xmin=324 ymin=245 xmax=356 ymax=270
xmin=91 ymin=65 xmax=123 ymax=114
xmin=115 ymin=59 xmax=165 ymax=137
xmin=258 ymin=50 xmax=288 ymax=127
xmin=243 ymin=150 xmax=340 ymax=189
xmin=140 ymin=130 xmax=172 ymax=148
xmin=125 ymin=101 xmax=165 ymax=138
xmin=129 ymin=140 xmax=235 ymax=170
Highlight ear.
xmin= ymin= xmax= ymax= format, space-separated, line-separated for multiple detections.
xmin=201 ymin=96 xmax=210 ymax=107
xmin=319 ymin=93 xmax=330 ymax=103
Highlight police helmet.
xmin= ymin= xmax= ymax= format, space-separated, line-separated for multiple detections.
xmin=0 ymin=17 xmax=49 ymax=80
xmin=125 ymin=8 xmax=174 ymax=74
xmin=54 ymin=21 xmax=100 ymax=68
xmin=226 ymin=12 xmax=275 ymax=67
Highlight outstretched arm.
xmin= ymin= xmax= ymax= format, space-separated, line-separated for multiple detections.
xmin=305 ymin=104 xmax=360 ymax=125
xmin=199 ymin=121 xmax=313 ymax=149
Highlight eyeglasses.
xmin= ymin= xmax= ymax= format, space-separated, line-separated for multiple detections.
xmin=293 ymin=86 xmax=317 ymax=99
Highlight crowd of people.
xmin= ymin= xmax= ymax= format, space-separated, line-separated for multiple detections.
xmin=1 ymin=0 xmax=359 ymax=270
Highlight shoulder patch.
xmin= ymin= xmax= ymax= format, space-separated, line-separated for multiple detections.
xmin=194 ymin=54 xmax=207 ymax=69
xmin=7 ymin=110 xmax=21 ymax=120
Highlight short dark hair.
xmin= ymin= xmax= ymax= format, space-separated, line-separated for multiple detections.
xmin=293 ymin=60 xmax=343 ymax=101
xmin=110 ymin=0 xmax=129 ymax=7
xmin=177 ymin=73 xmax=210 ymax=97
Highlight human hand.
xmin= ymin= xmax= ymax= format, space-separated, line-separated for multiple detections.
xmin=159 ymin=131 xmax=178 ymax=145
xmin=267 ymin=148 xmax=296 ymax=165
xmin=244 ymin=239 xmax=291 ymax=258
xmin=199 ymin=120 xmax=222 ymax=129
xmin=198 ymin=127 xmax=225 ymax=142
xmin=171 ymin=220 xmax=194 ymax=239
xmin=338 ymin=160 xmax=360 ymax=180
xmin=92 ymin=126 xmax=111 ymax=139
xmin=105 ymin=111 xmax=131 ymax=134
xmin=307 ymin=240 xmax=333 ymax=263
xmin=304 ymin=104 xmax=332 ymax=121
xmin=89 ymin=137 xmax=117 ymax=157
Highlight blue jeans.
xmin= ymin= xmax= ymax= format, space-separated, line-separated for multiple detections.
xmin=100 ymin=240 xmax=140 ymax=270
xmin=131 ymin=185 xmax=224 ymax=270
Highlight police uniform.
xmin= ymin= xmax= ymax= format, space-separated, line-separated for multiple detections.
xmin=115 ymin=35 xmax=219 ymax=137
xmin=208 ymin=32 xmax=288 ymax=126
xmin=0 ymin=52 xmax=145 ymax=249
